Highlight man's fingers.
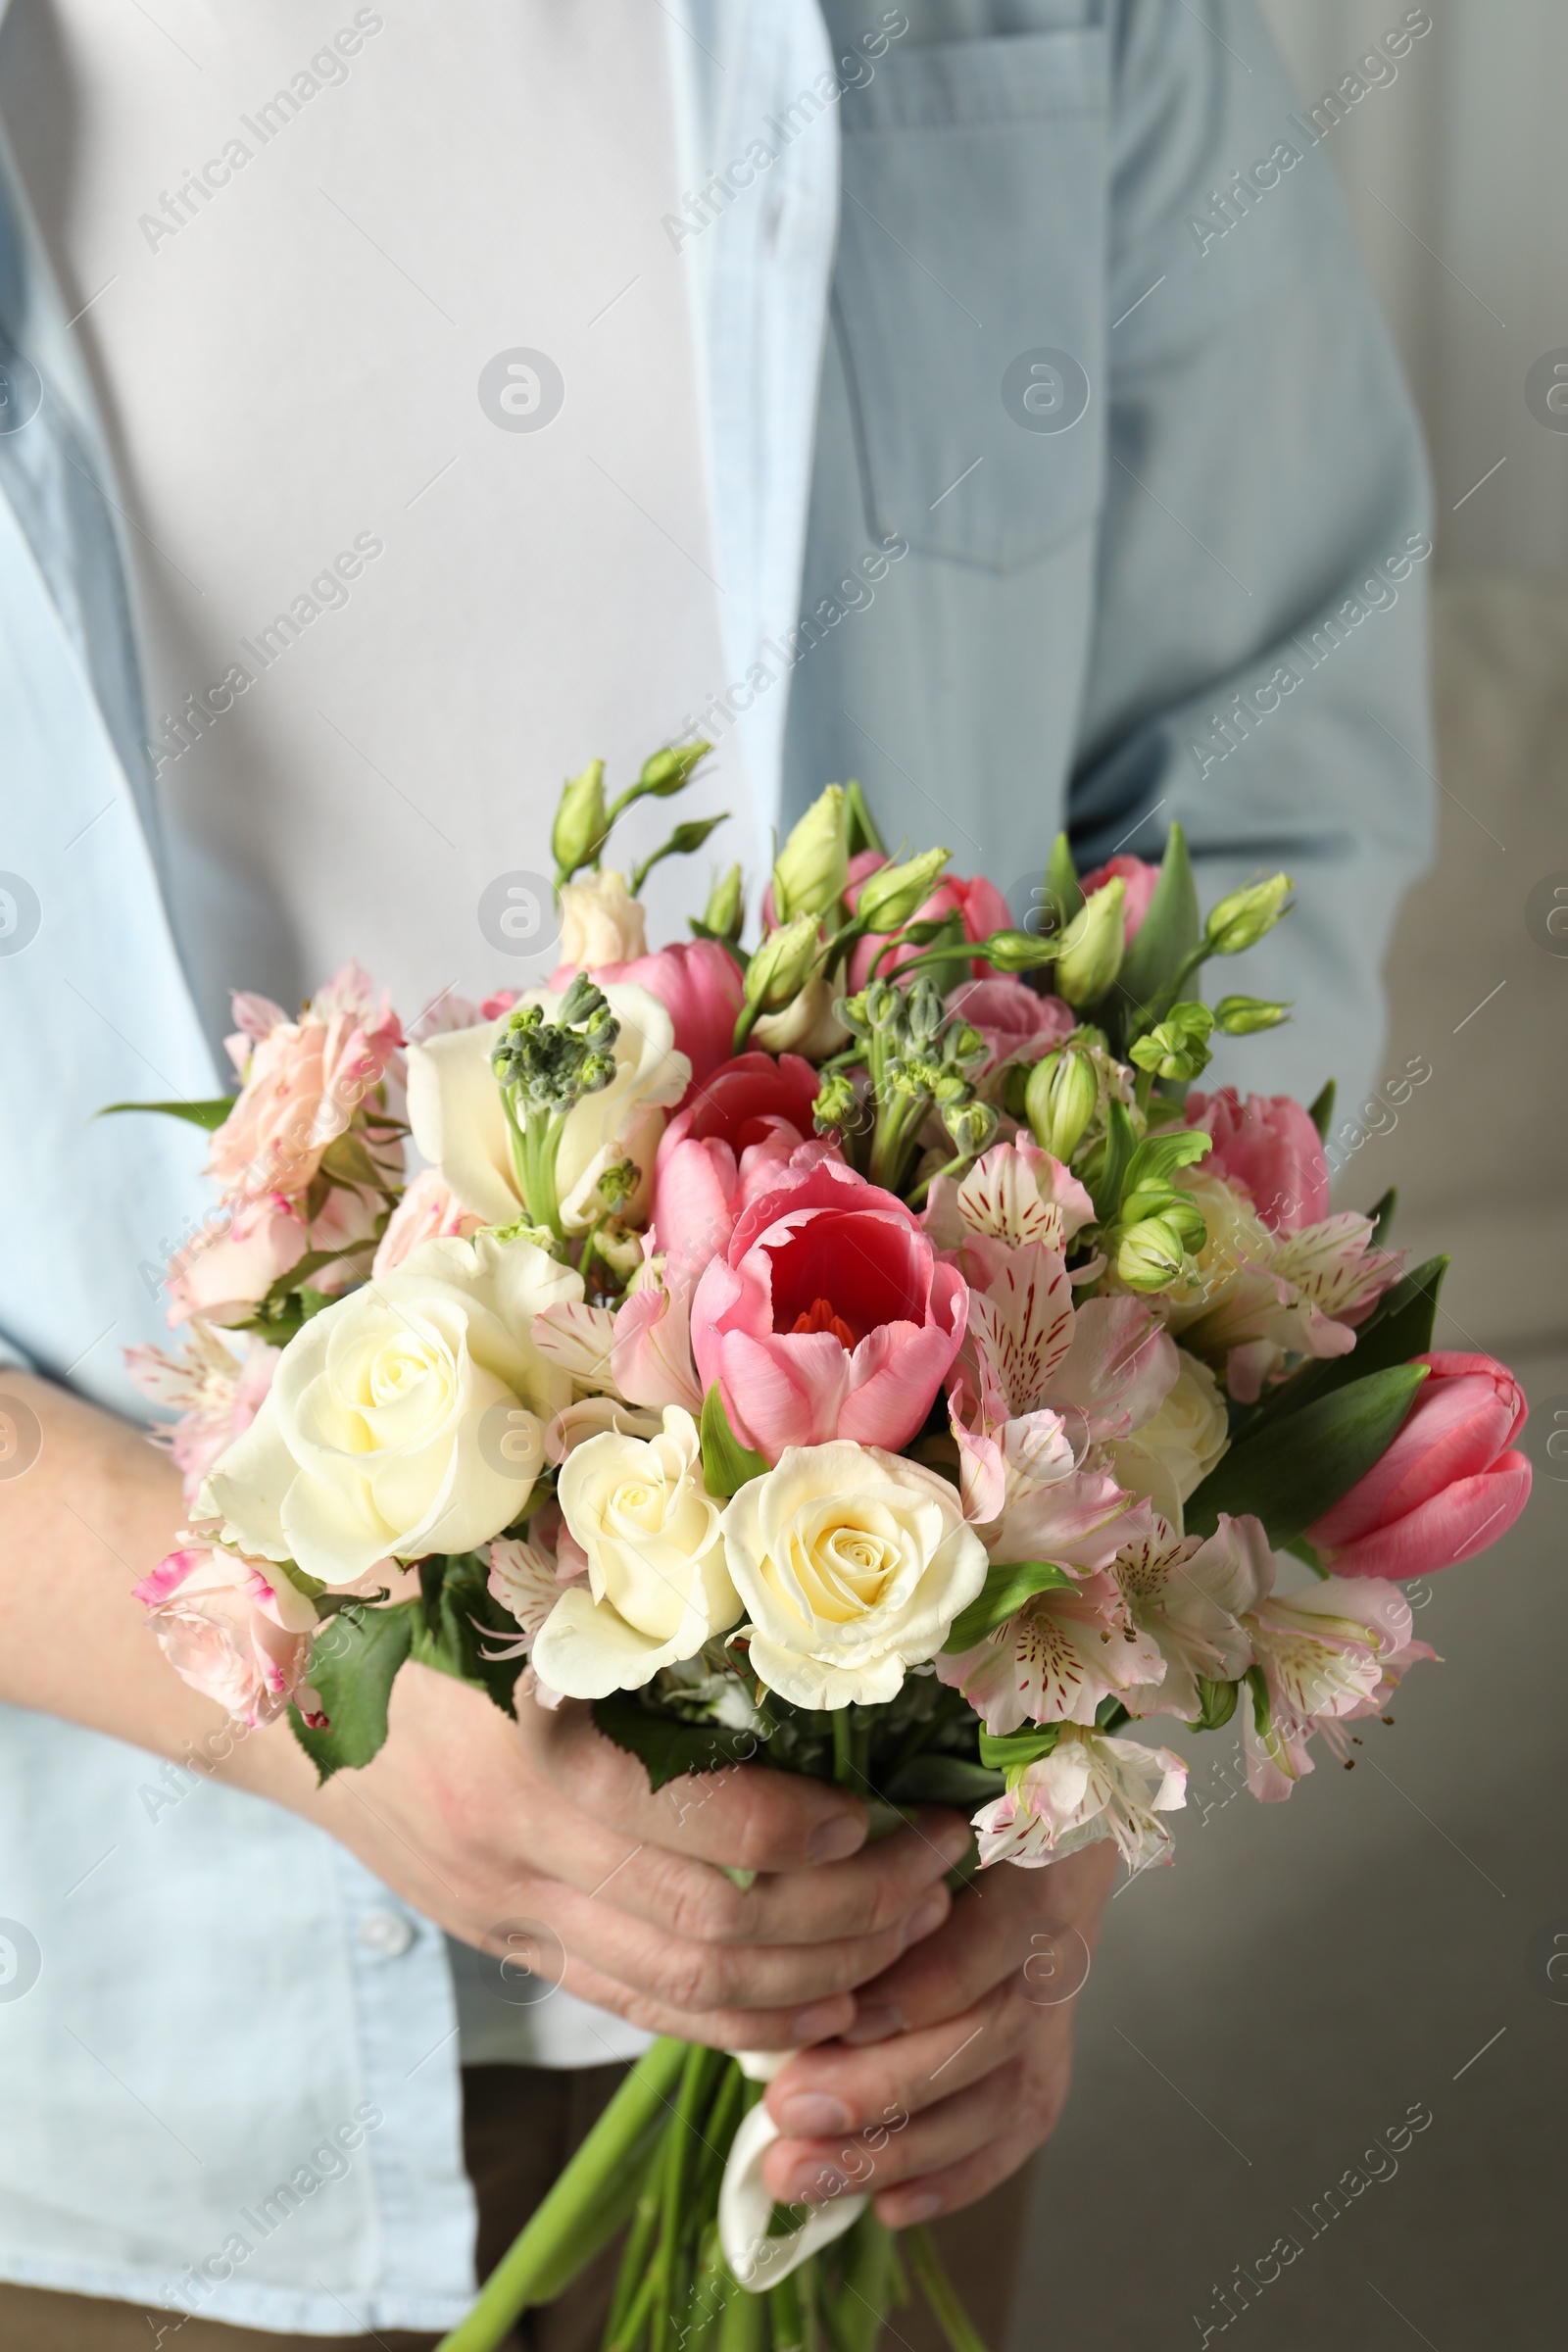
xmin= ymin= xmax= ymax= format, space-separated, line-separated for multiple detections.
xmin=766 ymin=1976 xmax=1031 ymax=2140
xmin=550 ymin=1950 xmax=860 ymax=2058
xmin=530 ymin=1703 xmax=870 ymax=1873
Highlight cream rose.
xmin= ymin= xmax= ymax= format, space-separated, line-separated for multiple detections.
xmin=558 ymin=867 xmax=648 ymax=966
xmin=721 ymin=1444 xmax=988 ymax=1709
xmin=1104 ymin=1348 xmax=1229 ymax=1529
xmin=202 ymin=1231 xmax=578 ymax=1584
xmin=406 ymin=980 xmax=689 ymax=1234
xmin=533 ymin=1406 xmax=741 ymax=1698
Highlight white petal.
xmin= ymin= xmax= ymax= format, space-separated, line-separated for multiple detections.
xmin=717 ymin=2100 xmax=866 ymax=2293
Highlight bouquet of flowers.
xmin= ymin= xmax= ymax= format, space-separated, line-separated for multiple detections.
xmin=116 ymin=751 xmax=1533 ymax=2352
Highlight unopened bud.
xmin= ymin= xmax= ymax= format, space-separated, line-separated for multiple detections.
xmin=856 ymin=846 xmax=950 ymax=934
xmin=1128 ymin=1001 xmax=1215 ymax=1083
xmin=812 ymin=1072 xmax=858 ymax=1132
xmin=943 ymin=1098 xmax=999 ymax=1159
xmin=701 ymin=863 xmax=745 ymax=944
xmin=552 ymin=759 xmax=607 ymax=881
xmin=1024 ymin=1047 xmax=1098 ymax=1161
xmin=772 ymin=785 xmax=848 ymax=922
xmin=595 ymin=1158 xmax=640 ymax=1210
xmin=1204 ymin=872 xmax=1292 ymax=956
xmin=1116 ymin=1213 xmax=1191 ymax=1292
xmin=744 ymin=912 xmax=820 ymax=1013
xmin=981 ymin=929 xmax=1063 ymax=973
xmin=1054 ymin=878 xmax=1126 ymax=1007
xmin=1213 ymin=994 xmax=1291 ymax=1034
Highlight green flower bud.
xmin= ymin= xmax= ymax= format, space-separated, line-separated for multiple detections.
xmin=744 ymin=912 xmax=821 ymax=1012
xmin=1213 ymin=994 xmax=1292 ymax=1034
xmin=1204 ymin=872 xmax=1293 ymax=956
xmin=772 ymin=785 xmax=848 ymax=922
xmin=855 ymin=845 xmax=951 ymax=933
xmin=942 ymin=1098 xmax=1000 ymax=1159
xmin=1129 ymin=1000 xmax=1216 ymax=1083
xmin=700 ymin=862 xmax=745 ymax=945
xmin=1054 ymin=877 xmax=1127 ymax=1007
xmin=1024 ymin=1046 xmax=1099 ymax=1162
xmin=1116 ymin=1213 xmax=1191 ymax=1293
xmin=551 ymin=758 xmax=608 ymax=881
xmin=594 ymin=1158 xmax=640 ymax=1210
xmin=980 ymin=929 xmax=1063 ymax=973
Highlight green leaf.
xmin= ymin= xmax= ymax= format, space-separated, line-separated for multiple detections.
xmin=318 ymin=1131 xmax=389 ymax=1195
xmin=410 ymin=1553 xmax=527 ymax=1716
xmin=845 ymin=778 xmax=886 ymax=858
xmin=881 ymin=1756 xmax=1005 ymax=1806
xmin=99 ymin=1096 xmax=233 ymax=1131
xmin=1308 ymin=1078 xmax=1336 ymax=1141
xmin=591 ymin=1692 xmax=762 ymax=1791
xmin=288 ymin=1600 xmax=416 ymax=1781
xmin=1184 ymin=1362 xmax=1431 ymax=1547
xmin=1186 ymin=1675 xmax=1240 ymax=1731
xmin=700 ymin=1385 xmax=769 ymax=1497
xmin=1117 ymin=818 xmax=1200 ymax=1020
xmin=1119 ymin=1127 xmax=1211 ymax=1201
xmin=944 ymin=1560 xmax=1077 ymax=1652
xmin=1368 ymin=1186 xmax=1397 ymax=1245
xmin=1248 ymin=1255 xmax=1447 ymax=1430
xmin=1043 ymin=832 xmax=1082 ymax=932
xmin=977 ymin=1725 xmax=1061 ymax=1776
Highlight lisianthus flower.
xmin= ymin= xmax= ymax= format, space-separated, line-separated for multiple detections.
xmin=1185 ymin=1087 xmax=1330 ymax=1235
xmin=834 ymin=850 xmax=1012 ymax=991
xmin=721 ymin=1441 xmax=987 ymax=1708
xmin=210 ymin=961 xmax=404 ymax=1201
xmin=1306 ymin=1351 xmax=1531 ymax=1579
xmin=692 ymin=1154 xmax=967 ymax=1459
xmin=937 ymin=1567 xmax=1166 ymax=1734
xmin=133 ymin=1543 xmax=320 ymax=1729
xmin=1112 ymin=1509 xmax=1272 ymax=1720
xmin=971 ymin=1726 xmax=1188 ymax=1870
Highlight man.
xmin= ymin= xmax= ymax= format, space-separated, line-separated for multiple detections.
xmin=0 ymin=1 xmax=1430 ymax=2345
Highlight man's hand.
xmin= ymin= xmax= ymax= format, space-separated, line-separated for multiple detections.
xmin=759 ymin=1840 xmax=1117 ymax=2225
xmin=307 ymin=1666 xmax=972 ymax=2051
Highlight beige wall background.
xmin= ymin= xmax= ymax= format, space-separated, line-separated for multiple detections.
xmin=1010 ymin=11 xmax=1568 ymax=2344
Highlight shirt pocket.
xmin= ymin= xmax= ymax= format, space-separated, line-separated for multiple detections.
xmin=833 ymin=28 xmax=1108 ymax=572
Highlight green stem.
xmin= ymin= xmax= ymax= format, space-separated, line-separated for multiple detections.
xmin=731 ymin=1000 xmax=761 ymax=1053
xmin=832 ymin=1710 xmax=857 ymax=1788
xmin=602 ymin=2153 xmax=664 ymax=2347
xmin=905 ymin=2227 xmax=992 ymax=2352
xmin=768 ymin=2266 xmax=806 ymax=2352
xmin=435 ymin=2037 xmax=688 ymax=2352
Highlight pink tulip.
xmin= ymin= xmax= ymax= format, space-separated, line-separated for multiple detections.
xmin=661 ymin=1051 xmax=822 ymax=1159
xmin=1079 ymin=855 xmax=1159 ymax=941
xmin=691 ymin=1154 xmax=967 ymax=1458
xmin=1185 ymin=1086 xmax=1331 ymax=1234
xmin=944 ymin=974 xmax=1075 ymax=1078
xmin=133 ymin=1544 xmax=319 ymax=1729
xmin=551 ymin=939 xmax=745 ymax=1092
xmin=1307 ymin=1351 xmax=1532 ymax=1579
xmin=842 ymin=852 xmax=1013 ymax=992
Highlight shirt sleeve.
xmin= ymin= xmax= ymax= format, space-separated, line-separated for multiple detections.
xmin=1072 ymin=0 xmax=1436 ymax=1125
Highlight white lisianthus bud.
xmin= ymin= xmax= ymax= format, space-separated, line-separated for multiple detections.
xmin=552 ymin=758 xmax=608 ymax=881
xmin=1204 ymin=873 xmax=1293 ymax=956
xmin=532 ymin=1406 xmax=743 ymax=1698
xmin=855 ymin=846 xmax=950 ymax=933
xmin=743 ymin=912 xmax=822 ymax=1014
xmin=772 ymin=785 xmax=849 ymax=922
xmin=558 ymin=868 xmax=648 ymax=967
xmin=1054 ymin=877 xmax=1126 ymax=1006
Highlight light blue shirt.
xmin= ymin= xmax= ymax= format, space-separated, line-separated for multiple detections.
xmin=0 ymin=1 xmax=1433 ymax=2332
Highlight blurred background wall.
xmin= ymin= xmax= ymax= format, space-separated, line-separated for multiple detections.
xmin=1010 ymin=7 xmax=1568 ymax=2344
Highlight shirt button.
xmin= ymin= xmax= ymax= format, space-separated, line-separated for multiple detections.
xmin=358 ymin=1910 xmax=414 ymax=1959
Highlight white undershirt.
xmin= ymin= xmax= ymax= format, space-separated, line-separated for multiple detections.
xmin=2 ymin=0 xmax=761 ymax=2066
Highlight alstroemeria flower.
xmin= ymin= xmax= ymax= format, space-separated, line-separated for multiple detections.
xmin=937 ymin=1566 xmax=1166 ymax=1734
xmin=971 ymin=1726 xmax=1188 ymax=1870
xmin=691 ymin=1155 xmax=967 ymax=1459
xmin=1239 ymin=1577 xmax=1432 ymax=1800
xmin=1113 ymin=1509 xmax=1273 ymax=1720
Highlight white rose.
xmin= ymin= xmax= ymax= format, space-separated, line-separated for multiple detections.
xmin=405 ymin=979 xmax=690 ymax=1235
xmin=202 ymin=1232 xmax=578 ymax=1584
xmin=558 ymin=867 xmax=648 ymax=966
xmin=722 ymin=1443 xmax=988 ymax=1709
xmin=533 ymin=1406 xmax=742 ymax=1698
xmin=1104 ymin=1348 xmax=1229 ymax=1530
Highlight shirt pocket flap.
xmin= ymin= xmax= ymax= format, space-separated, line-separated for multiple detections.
xmin=835 ymin=28 xmax=1108 ymax=572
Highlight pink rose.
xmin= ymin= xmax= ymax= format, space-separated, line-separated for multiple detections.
xmin=550 ymin=940 xmax=745 ymax=1092
xmin=211 ymin=960 xmax=404 ymax=1200
xmin=842 ymin=852 xmax=1013 ymax=992
xmin=691 ymin=1154 xmax=967 ymax=1457
xmin=167 ymin=1196 xmax=311 ymax=1328
xmin=1185 ymin=1087 xmax=1331 ymax=1235
xmin=944 ymin=975 xmax=1075 ymax=1078
xmin=1079 ymin=855 xmax=1159 ymax=941
xmin=372 ymin=1167 xmax=483 ymax=1275
xmin=133 ymin=1544 xmax=319 ymax=1728
xmin=1306 ymin=1351 xmax=1532 ymax=1579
